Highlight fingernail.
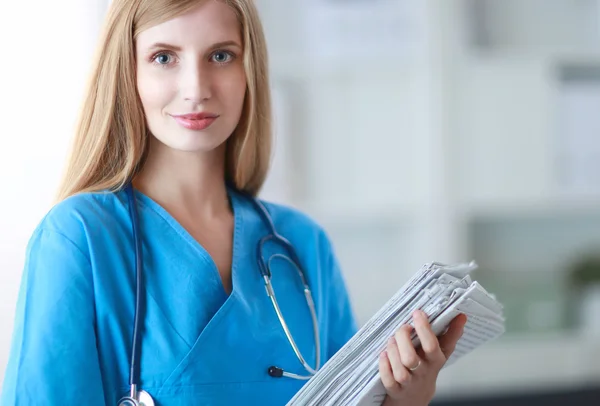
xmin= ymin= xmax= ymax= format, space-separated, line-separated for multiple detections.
xmin=388 ymin=336 xmax=395 ymax=345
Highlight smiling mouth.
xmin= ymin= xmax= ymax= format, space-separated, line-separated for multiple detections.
xmin=170 ymin=113 xmax=220 ymax=131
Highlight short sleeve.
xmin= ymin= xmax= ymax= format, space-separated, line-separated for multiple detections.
xmin=324 ymin=238 xmax=358 ymax=360
xmin=0 ymin=228 xmax=106 ymax=405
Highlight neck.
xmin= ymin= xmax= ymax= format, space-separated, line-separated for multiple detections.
xmin=133 ymin=138 xmax=230 ymax=218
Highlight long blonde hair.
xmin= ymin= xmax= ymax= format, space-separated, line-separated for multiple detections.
xmin=56 ymin=0 xmax=271 ymax=201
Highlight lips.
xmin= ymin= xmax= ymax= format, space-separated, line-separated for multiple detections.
xmin=170 ymin=112 xmax=219 ymax=131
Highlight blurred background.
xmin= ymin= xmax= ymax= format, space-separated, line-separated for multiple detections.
xmin=1 ymin=0 xmax=600 ymax=404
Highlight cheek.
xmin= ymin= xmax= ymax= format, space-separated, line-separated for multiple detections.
xmin=137 ymin=70 xmax=172 ymax=114
xmin=222 ymin=72 xmax=247 ymax=111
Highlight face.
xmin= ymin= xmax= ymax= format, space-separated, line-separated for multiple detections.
xmin=135 ymin=0 xmax=246 ymax=154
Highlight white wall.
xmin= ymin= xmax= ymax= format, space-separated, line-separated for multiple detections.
xmin=0 ymin=0 xmax=107 ymax=386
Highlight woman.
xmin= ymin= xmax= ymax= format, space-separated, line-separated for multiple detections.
xmin=1 ymin=0 xmax=466 ymax=405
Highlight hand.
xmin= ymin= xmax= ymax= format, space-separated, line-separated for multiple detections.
xmin=379 ymin=310 xmax=467 ymax=406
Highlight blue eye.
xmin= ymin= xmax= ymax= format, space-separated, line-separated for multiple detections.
xmin=153 ymin=53 xmax=172 ymax=65
xmin=211 ymin=51 xmax=234 ymax=64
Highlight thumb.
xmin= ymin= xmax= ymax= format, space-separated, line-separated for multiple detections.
xmin=438 ymin=313 xmax=467 ymax=360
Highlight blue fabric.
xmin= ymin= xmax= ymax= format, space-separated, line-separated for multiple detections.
xmin=1 ymin=187 xmax=358 ymax=405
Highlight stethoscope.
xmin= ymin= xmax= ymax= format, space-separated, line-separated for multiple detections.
xmin=117 ymin=184 xmax=321 ymax=406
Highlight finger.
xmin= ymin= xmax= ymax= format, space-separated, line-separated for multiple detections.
xmin=438 ymin=313 xmax=467 ymax=360
xmin=394 ymin=325 xmax=421 ymax=372
xmin=379 ymin=351 xmax=402 ymax=397
xmin=413 ymin=310 xmax=444 ymax=364
xmin=386 ymin=337 xmax=412 ymax=385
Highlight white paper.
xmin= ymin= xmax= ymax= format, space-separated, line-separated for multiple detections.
xmin=286 ymin=261 xmax=505 ymax=406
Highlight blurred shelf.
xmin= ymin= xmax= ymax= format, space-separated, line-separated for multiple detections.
xmin=460 ymin=47 xmax=600 ymax=78
xmin=291 ymin=198 xmax=600 ymax=226
xmin=551 ymin=51 xmax=600 ymax=67
xmin=465 ymin=49 xmax=600 ymax=64
xmin=435 ymin=330 xmax=600 ymax=400
xmin=462 ymin=0 xmax=600 ymax=58
xmin=463 ymin=199 xmax=600 ymax=221
xmin=268 ymin=55 xmax=426 ymax=81
xmin=293 ymin=200 xmax=412 ymax=228
xmin=433 ymin=384 xmax=600 ymax=405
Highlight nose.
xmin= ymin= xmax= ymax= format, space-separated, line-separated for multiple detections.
xmin=181 ymin=62 xmax=212 ymax=103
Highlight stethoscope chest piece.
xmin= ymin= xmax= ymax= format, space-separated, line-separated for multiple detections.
xmin=118 ymin=390 xmax=155 ymax=406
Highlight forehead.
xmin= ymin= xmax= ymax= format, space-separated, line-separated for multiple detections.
xmin=136 ymin=1 xmax=241 ymax=48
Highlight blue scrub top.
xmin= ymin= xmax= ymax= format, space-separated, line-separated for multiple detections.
xmin=1 ymin=187 xmax=358 ymax=405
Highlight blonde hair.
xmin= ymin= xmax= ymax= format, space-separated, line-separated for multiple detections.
xmin=56 ymin=0 xmax=271 ymax=201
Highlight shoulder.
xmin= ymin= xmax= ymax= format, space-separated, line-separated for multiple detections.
xmin=29 ymin=190 xmax=128 ymax=253
xmin=252 ymin=198 xmax=342 ymax=278
xmin=36 ymin=189 xmax=127 ymax=233
xmin=259 ymin=199 xmax=333 ymax=251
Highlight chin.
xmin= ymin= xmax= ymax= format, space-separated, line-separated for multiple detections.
xmin=176 ymin=143 xmax=226 ymax=153
xmin=148 ymin=121 xmax=234 ymax=154
xmin=164 ymin=131 xmax=229 ymax=153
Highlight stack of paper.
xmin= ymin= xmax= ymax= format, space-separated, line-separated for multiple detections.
xmin=287 ymin=261 xmax=505 ymax=406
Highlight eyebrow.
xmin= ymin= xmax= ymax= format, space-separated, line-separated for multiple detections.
xmin=146 ymin=40 xmax=242 ymax=52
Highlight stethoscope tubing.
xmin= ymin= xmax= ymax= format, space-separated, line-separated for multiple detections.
xmin=121 ymin=184 xmax=320 ymax=405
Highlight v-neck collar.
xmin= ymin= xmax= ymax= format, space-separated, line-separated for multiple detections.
xmin=131 ymin=186 xmax=244 ymax=299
